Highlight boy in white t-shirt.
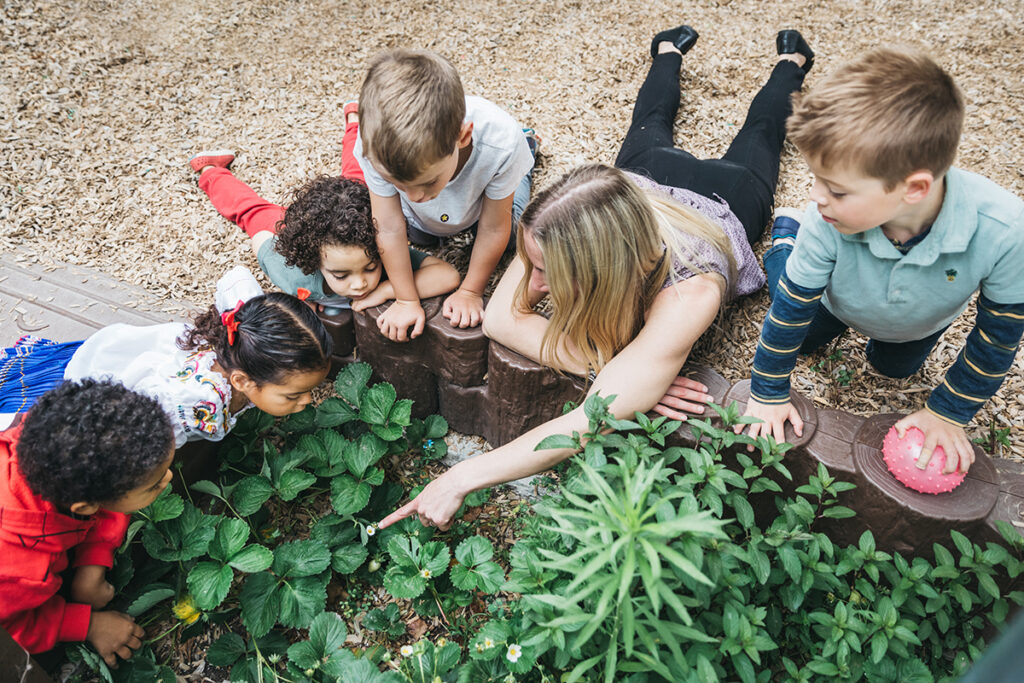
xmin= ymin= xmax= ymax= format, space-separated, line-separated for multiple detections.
xmin=354 ymin=48 xmax=536 ymax=341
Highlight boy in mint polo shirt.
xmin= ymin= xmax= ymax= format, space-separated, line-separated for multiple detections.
xmin=740 ymin=46 xmax=1024 ymax=475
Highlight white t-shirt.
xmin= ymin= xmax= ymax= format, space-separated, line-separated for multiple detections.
xmin=355 ymin=95 xmax=534 ymax=237
xmin=64 ymin=322 xmax=250 ymax=448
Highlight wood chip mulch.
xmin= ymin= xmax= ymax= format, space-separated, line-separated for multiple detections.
xmin=4 ymin=1 xmax=1022 ymax=470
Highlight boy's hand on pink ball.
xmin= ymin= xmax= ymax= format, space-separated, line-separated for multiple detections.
xmin=895 ymin=409 xmax=974 ymax=474
xmin=442 ymin=289 xmax=484 ymax=328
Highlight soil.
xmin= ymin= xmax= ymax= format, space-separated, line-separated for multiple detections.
xmin=3 ymin=0 xmax=1022 ymax=460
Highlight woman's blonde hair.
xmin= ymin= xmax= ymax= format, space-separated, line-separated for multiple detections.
xmin=515 ymin=164 xmax=735 ymax=374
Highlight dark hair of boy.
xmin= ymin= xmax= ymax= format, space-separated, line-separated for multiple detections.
xmin=16 ymin=379 xmax=174 ymax=507
xmin=179 ymin=292 xmax=333 ymax=386
xmin=274 ymin=176 xmax=377 ymax=275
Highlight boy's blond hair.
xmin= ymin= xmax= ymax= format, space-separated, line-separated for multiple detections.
xmin=358 ymin=49 xmax=466 ymax=182
xmin=787 ymin=46 xmax=964 ymax=189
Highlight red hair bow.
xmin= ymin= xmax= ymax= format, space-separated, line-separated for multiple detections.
xmin=296 ymin=287 xmax=311 ymax=301
xmin=221 ymin=300 xmax=244 ymax=346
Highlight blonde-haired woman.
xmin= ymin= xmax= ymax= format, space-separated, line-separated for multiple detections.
xmin=380 ymin=25 xmax=815 ymax=530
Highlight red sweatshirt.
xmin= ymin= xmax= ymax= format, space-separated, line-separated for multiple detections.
xmin=0 ymin=427 xmax=129 ymax=653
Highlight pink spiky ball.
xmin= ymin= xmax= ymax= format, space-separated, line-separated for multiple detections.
xmin=881 ymin=426 xmax=966 ymax=494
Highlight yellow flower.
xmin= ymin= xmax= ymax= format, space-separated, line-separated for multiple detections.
xmin=172 ymin=595 xmax=201 ymax=624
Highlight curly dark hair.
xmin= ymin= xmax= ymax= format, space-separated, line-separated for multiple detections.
xmin=178 ymin=291 xmax=333 ymax=386
xmin=17 ymin=379 xmax=174 ymax=506
xmin=274 ymin=175 xmax=377 ymax=275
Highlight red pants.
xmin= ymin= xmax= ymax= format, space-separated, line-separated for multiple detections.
xmin=198 ymin=120 xmax=365 ymax=237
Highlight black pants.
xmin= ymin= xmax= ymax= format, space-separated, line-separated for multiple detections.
xmin=615 ymin=54 xmax=805 ymax=243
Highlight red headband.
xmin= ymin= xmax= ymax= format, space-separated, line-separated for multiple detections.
xmin=220 ymin=300 xmax=244 ymax=346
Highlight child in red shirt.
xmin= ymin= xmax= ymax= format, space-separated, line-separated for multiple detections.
xmin=0 ymin=379 xmax=175 ymax=666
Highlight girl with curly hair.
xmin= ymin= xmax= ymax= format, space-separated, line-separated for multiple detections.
xmin=0 ymin=268 xmax=332 ymax=448
xmin=189 ymin=112 xmax=459 ymax=321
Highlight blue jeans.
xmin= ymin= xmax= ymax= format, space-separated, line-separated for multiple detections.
xmin=763 ymin=242 xmax=946 ymax=378
xmin=406 ymin=165 xmax=534 ymax=251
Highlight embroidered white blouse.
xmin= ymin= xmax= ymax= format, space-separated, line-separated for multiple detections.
xmin=64 ymin=322 xmax=250 ymax=448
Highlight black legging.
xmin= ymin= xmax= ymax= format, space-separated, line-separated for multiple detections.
xmin=615 ymin=53 xmax=805 ymax=243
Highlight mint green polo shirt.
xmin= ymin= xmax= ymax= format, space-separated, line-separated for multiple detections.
xmin=257 ymin=236 xmax=429 ymax=306
xmin=785 ymin=167 xmax=1024 ymax=342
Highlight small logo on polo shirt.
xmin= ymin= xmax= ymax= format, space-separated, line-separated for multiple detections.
xmin=440 ymin=214 xmax=449 ymax=223
xmin=945 ymin=269 xmax=957 ymax=282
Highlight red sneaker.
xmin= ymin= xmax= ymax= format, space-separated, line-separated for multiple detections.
xmin=343 ymin=100 xmax=359 ymax=122
xmin=189 ymin=149 xmax=235 ymax=173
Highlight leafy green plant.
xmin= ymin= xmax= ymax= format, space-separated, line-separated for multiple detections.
xmin=471 ymin=394 xmax=1024 ymax=682
xmin=80 ymin=362 xmax=454 ymax=681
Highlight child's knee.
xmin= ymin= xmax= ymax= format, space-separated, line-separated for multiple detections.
xmin=865 ymin=342 xmax=928 ymax=378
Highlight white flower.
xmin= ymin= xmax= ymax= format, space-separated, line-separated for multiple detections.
xmin=365 ymin=524 xmax=377 ymax=536
xmin=484 ymin=637 xmax=495 ymax=649
xmin=400 ymin=645 xmax=414 ymax=657
xmin=420 ymin=568 xmax=432 ymax=578
xmin=506 ymin=643 xmax=522 ymax=663
xmin=436 ymin=637 xmax=447 ymax=647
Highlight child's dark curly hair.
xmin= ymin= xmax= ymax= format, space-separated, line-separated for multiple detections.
xmin=274 ymin=176 xmax=377 ymax=275
xmin=17 ymin=379 xmax=174 ymax=506
xmin=178 ymin=292 xmax=333 ymax=385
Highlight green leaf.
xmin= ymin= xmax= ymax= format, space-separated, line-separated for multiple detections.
xmin=870 ymin=632 xmax=889 ymax=663
xmin=143 ymin=490 xmax=184 ymax=522
xmin=361 ymin=383 xmax=397 ymax=425
xmin=475 ymin=562 xmax=506 ymax=593
xmin=822 ymin=505 xmax=857 ymax=519
xmin=228 ymin=545 xmax=274 ymax=573
xmin=189 ymin=480 xmax=222 ymax=498
xmin=420 ymin=541 xmax=451 ymax=577
xmin=455 ymin=536 xmax=494 ymax=566
xmin=951 ymin=530 xmax=974 ymax=560
xmin=125 ymin=587 xmax=174 ymax=617
xmin=209 ymin=518 xmax=251 ymax=563
xmin=278 ymin=575 xmax=328 ymax=629
xmin=978 ymin=573 xmax=1001 ymax=600
xmin=239 ymin=572 xmax=281 ymax=638
xmin=317 ymin=397 xmax=359 ymax=428
xmin=363 ymin=604 xmax=402 ymax=634
xmin=371 ymin=423 xmax=404 ymax=441
xmin=424 ymin=414 xmax=448 ymax=439
xmin=332 ymin=543 xmax=369 ymax=574
xmin=383 ymin=564 xmax=426 ymax=599
xmin=140 ymin=504 xmax=216 ymax=562
xmin=187 ymin=561 xmax=234 ymax=610
xmin=309 ymin=611 xmax=348 ymax=658
xmin=286 ymin=641 xmax=319 ymax=670
xmin=345 ymin=433 xmax=387 ymax=478
xmin=206 ymin=632 xmax=246 ymax=667
xmin=273 ymin=539 xmax=332 ymax=577
xmin=232 ymin=476 xmax=274 ymax=516
xmin=388 ymin=398 xmax=413 ymax=427
xmin=275 ymin=469 xmax=316 ymax=501
xmin=331 ymin=475 xmax=372 ymax=515
xmin=534 ymin=434 xmax=578 ymax=451
xmin=386 ymin=536 xmax=420 ymax=568
xmin=334 ymin=362 xmax=372 ymax=406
